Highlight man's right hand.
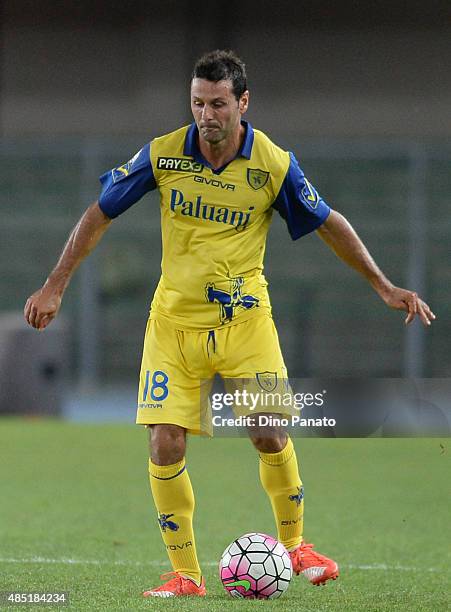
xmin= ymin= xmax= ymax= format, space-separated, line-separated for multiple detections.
xmin=24 ymin=285 xmax=63 ymax=331
xmin=23 ymin=201 xmax=112 ymax=332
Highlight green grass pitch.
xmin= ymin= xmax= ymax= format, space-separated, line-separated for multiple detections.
xmin=0 ymin=419 xmax=449 ymax=611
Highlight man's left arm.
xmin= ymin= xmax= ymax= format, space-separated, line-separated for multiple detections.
xmin=316 ymin=210 xmax=436 ymax=326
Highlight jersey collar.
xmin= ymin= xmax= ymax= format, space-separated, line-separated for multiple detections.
xmin=183 ymin=120 xmax=254 ymax=174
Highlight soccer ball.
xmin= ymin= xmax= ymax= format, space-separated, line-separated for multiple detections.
xmin=219 ymin=532 xmax=292 ymax=599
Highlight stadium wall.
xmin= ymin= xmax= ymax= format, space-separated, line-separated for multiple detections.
xmin=1 ymin=1 xmax=451 ymax=138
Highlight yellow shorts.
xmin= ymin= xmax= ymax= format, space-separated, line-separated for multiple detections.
xmin=136 ymin=314 xmax=294 ymax=436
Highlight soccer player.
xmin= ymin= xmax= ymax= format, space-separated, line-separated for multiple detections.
xmin=24 ymin=50 xmax=435 ymax=598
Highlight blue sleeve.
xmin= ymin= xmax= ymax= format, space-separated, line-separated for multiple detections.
xmin=272 ymin=152 xmax=331 ymax=240
xmin=98 ymin=143 xmax=157 ymax=218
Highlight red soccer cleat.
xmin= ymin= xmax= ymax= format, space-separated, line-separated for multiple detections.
xmin=143 ymin=572 xmax=207 ymax=598
xmin=290 ymin=541 xmax=339 ymax=586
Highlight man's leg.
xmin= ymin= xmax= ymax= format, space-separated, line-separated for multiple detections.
xmin=144 ymin=423 xmax=205 ymax=597
xmin=136 ymin=318 xmax=213 ymax=596
xmin=247 ymin=418 xmax=304 ymax=551
xmin=248 ymin=417 xmax=338 ymax=586
xmin=217 ymin=315 xmax=338 ymax=585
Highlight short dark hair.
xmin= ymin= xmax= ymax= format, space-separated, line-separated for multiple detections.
xmin=192 ymin=50 xmax=247 ymax=100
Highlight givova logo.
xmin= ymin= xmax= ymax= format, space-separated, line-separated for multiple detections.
xmin=193 ymin=175 xmax=235 ymax=190
xmin=166 ymin=541 xmax=193 ymax=551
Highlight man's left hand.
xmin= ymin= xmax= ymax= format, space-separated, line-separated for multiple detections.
xmin=380 ymin=285 xmax=436 ymax=326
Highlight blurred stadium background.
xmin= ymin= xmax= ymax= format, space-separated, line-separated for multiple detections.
xmin=1 ymin=0 xmax=450 ymax=420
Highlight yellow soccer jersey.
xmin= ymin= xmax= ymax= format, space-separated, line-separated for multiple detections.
xmin=99 ymin=121 xmax=330 ymax=330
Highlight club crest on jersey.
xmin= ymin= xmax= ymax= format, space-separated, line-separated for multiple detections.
xmin=301 ymin=178 xmax=320 ymax=209
xmin=256 ymin=371 xmax=278 ymax=392
xmin=157 ymin=157 xmax=203 ymax=173
xmin=247 ymin=168 xmax=270 ymax=190
xmin=205 ymin=277 xmax=259 ymax=324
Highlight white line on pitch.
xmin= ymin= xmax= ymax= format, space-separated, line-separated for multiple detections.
xmin=0 ymin=557 xmax=440 ymax=572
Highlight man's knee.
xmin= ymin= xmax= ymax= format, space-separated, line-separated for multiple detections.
xmin=148 ymin=424 xmax=186 ymax=465
xmin=247 ymin=414 xmax=288 ymax=453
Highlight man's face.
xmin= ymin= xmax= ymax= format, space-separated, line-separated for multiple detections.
xmin=191 ymin=78 xmax=249 ymax=145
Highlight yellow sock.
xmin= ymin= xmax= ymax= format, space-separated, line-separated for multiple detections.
xmin=149 ymin=458 xmax=201 ymax=584
xmin=259 ymin=437 xmax=304 ymax=551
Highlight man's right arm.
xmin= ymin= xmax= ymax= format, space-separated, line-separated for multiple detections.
xmin=24 ymin=142 xmax=157 ymax=331
xmin=24 ymin=201 xmax=111 ymax=330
